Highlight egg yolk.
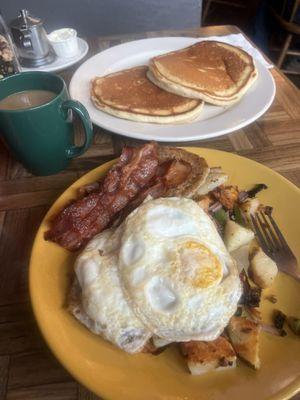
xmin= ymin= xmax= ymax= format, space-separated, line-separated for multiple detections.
xmin=178 ymin=241 xmax=223 ymax=288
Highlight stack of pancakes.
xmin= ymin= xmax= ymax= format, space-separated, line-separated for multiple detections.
xmin=91 ymin=41 xmax=257 ymax=124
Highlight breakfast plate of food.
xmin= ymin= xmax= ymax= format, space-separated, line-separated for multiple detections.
xmin=69 ymin=37 xmax=275 ymax=141
xmin=30 ymin=143 xmax=300 ymax=400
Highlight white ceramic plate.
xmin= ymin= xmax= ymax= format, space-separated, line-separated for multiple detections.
xmin=21 ymin=38 xmax=89 ymax=73
xmin=69 ymin=37 xmax=275 ymax=142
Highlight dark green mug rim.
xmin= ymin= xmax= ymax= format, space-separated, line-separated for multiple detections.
xmin=0 ymin=71 xmax=66 ymax=113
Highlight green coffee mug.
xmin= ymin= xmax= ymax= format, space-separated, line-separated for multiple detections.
xmin=0 ymin=71 xmax=93 ymax=175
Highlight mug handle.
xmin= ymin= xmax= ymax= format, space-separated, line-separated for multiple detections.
xmin=62 ymin=100 xmax=93 ymax=159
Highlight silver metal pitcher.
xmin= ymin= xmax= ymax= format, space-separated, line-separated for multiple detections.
xmin=10 ymin=9 xmax=55 ymax=67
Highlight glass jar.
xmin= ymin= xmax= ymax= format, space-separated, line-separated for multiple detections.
xmin=0 ymin=12 xmax=20 ymax=79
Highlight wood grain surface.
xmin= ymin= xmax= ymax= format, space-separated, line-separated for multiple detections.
xmin=0 ymin=25 xmax=299 ymax=400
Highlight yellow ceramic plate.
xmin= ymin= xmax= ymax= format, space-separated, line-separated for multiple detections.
xmin=29 ymin=148 xmax=300 ymax=400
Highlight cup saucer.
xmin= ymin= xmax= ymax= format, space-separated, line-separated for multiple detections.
xmin=21 ymin=37 xmax=89 ymax=73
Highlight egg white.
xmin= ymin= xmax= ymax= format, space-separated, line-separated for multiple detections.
xmin=74 ymin=226 xmax=151 ymax=353
xmin=118 ymin=197 xmax=242 ymax=342
xmin=73 ymin=197 xmax=242 ymax=351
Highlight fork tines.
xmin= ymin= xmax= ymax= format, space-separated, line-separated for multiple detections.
xmin=249 ymin=208 xmax=300 ymax=282
xmin=251 ymin=209 xmax=286 ymax=254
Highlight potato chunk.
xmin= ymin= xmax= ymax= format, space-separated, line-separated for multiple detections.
xmin=224 ymin=220 xmax=255 ymax=252
xmin=249 ymin=247 xmax=278 ymax=289
xmin=196 ymin=167 xmax=228 ymax=196
xmin=180 ymin=337 xmax=236 ymax=375
xmin=195 ymin=194 xmax=213 ymax=213
xmin=230 ymin=243 xmax=251 ymax=273
xmin=212 ymin=185 xmax=239 ymax=210
xmin=227 ymin=316 xmax=261 ymax=369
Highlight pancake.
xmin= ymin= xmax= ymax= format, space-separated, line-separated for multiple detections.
xmin=148 ymin=41 xmax=258 ymax=106
xmin=90 ymin=66 xmax=204 ymax=123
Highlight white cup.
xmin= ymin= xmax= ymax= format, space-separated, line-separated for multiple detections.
xmin=48 ymin=28 xmax=78 ymax=58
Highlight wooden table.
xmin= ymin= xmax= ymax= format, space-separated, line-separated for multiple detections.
xmin=0 ymin=25 xmax=299 ymax=400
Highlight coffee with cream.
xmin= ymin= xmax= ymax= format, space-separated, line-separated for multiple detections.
xmin=0 ymin=90 xmax=56 ymax=110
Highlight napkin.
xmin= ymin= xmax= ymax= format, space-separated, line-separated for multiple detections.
xmin=198 ymin=33 xmax=273 ymax=69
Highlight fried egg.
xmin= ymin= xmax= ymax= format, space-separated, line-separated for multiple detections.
xmin=74 ymin=226 xmax=151 ymax=353
xmin=118 ymin=197 xmax=242 ymax=342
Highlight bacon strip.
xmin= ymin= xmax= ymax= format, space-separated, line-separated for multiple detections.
xmin=44 ymin=143 xmax=159 ymax=251
xmin=112 ymin=159 xmax=192 ymax=224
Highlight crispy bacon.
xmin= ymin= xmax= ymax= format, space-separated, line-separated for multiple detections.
xmin=44 ymin=143 xmax=159 ymax=251
xmin=45 ymin=143 xmax=206 ymax=251
xmin=78 ymin=181 xmax=100 ymax=197
xmin=118 ymin=159 xmax=192 ymax=218
xmin=113 ymin=176 xmax=166 ymax=225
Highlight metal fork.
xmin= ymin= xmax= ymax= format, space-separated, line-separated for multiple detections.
xmin=249 ymin=207 xmax=300 ymax=283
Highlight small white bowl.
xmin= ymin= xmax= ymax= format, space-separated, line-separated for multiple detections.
xmin=48 ymin=28 xmax=78 ymax=58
